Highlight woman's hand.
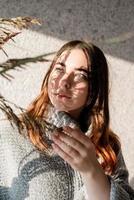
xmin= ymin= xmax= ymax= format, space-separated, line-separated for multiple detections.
xmin=51 ymin=126 xmax=110 ymax=200
xmin=51 ymin=126 xmax=100 ymax=174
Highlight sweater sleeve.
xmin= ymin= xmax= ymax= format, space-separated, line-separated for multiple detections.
xmin=108 ymin=150 xmax=134 ymax=200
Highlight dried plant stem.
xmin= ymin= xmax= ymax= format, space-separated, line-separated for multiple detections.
xmin=0 ymin=16 xmax=41 ymax=54
xmin=0 ymin=17 xmax=41 ymax=29
xmin=0 ymin=94 xmax=54 ymax=154
xmin=0 ymin=52 xmax=55 ymax=80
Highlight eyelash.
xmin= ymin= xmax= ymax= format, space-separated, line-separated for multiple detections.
xmin=75 ymin=74 xmax=88 ymax=81
xmin=55 ymin=67 xmax=64 ymax=71
xmin=81 ymin=74 xmax=88 ymax=79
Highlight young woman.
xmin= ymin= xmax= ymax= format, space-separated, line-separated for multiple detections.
xmin=0 ymin=40 xmax=134 ymax=200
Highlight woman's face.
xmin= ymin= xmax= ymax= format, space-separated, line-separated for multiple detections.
xmin=48 ymin=48 xmax=90 ymax=118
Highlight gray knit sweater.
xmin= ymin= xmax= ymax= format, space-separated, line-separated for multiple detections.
xmin=0 ymin=111 xmax=134 ymax=200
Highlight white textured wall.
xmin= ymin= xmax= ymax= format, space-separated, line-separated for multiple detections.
xmin=0 ymin=0 xmax=134 ymax=187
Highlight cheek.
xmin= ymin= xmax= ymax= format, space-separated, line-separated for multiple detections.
xmin=74 ymin=82 xmax=88 ymax=96
xmin=48 ymin=73 xmax=60 ymax=89
xmin=72 ymin=83 xmax=89 ymax=106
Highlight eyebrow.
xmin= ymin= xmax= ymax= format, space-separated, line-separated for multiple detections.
xmin=56 ymin=62 xmax=89 ymax=75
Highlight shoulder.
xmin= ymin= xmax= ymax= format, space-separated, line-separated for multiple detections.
xmin=109 ymin=129 xmax=121 ymax=154
xmin=0 ymin=118 xmax=34 ymax=155
xmin=0 ymin=118 xmax=27 ymax=144
xmin=0 ymin=118 xmax=19 ymax=132
xmin=0 ymin=118 xmax=14 ymax=131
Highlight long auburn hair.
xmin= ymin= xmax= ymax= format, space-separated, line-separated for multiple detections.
xmin=25 ymin=40 xmax=121 ymax=175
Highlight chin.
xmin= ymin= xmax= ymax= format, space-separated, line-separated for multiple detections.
xmin=55 ymin=107 xmax=69 ymax=113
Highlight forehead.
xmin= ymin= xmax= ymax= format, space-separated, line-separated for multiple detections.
xmin=57 ymin=49 xmax=89 ymax=70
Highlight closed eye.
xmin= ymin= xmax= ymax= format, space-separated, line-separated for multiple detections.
xmin=74 ymin=73 xmax=88 ymax=81
xmin=55 ymin=62 xmax=65 ymax=67
xmin=54 ymin=62 xmax=65 ymax=72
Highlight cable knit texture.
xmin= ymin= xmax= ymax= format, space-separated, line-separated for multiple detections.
xmin=0 ymin=110 xmax=134 ymax=200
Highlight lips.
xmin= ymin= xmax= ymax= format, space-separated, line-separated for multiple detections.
xmin=58 ymin=94 xmax=71 ymax=98
xmin=53 ymin=92 xmax=71 ymax=99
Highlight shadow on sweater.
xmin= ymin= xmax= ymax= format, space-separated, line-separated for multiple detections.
xmin=0 ymin=150 xmax=74 ymax=200
xmin=130 ymin=177 xmax=134 ymax=189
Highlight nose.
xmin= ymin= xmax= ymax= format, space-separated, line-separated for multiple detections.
xmin=59 ymin=74 xmax=71 ymax=89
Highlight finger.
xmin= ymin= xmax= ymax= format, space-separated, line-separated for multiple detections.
xmin=57 ymin=131 xmax=86 ymax=154
xmin=52 ymin=143 xmax=74 ymax=164
xmin=63 ymin=126 xmax=93 ymax=148
xmin=52 ymin=134 xmax=80 ymax=158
